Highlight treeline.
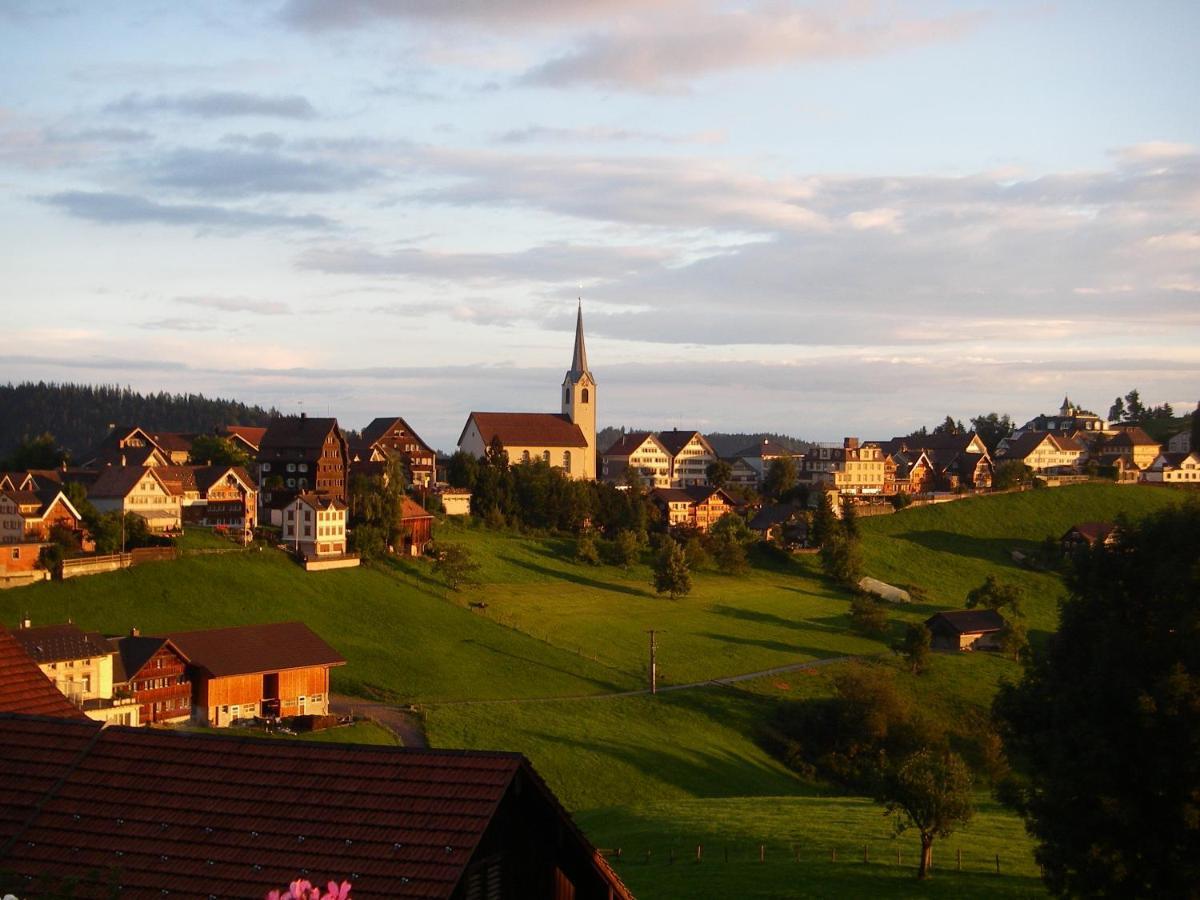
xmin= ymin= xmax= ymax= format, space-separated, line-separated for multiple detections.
xmin=0 ymin=382 xmax=278 ymax=460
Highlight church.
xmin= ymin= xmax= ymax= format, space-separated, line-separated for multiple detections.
xmin=456 ymin=304 xmax=597 ymax=480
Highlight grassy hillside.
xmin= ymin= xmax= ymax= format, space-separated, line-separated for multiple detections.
xmin=2 ymin=482 xmax=1186 ymax=899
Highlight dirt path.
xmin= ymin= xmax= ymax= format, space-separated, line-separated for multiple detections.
xmin=330 ymin=695 xmax=429 ymax=748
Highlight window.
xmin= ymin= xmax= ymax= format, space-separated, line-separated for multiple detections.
xmin=543 ymin=450 xmax=551 ymax=464
xmin=581 ymin=388 xmax=589 ymax=404
xmin=287 ymin=463 xmax=296 ymax=472
xmin=521 ymin=450 xmax=531 ymax=463
xmin=563 ymin=450 xmax=571 ymax=469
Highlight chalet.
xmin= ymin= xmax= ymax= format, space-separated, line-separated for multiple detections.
xmin=219 ymin=423 xmax=268 ymax=454
xmin=1061 ymin=521 xmax=1119 ymax=552
xmin=997 ymin=431 xmax=1085 ymax=473
xmin=728 ymin=439 xmax=798 ymax=488
xmin=458 ymin=304 xmax=597 ymax=480
xmin=601 ymin=431 xmax=673 ymax=488
xmin=888 ymin=449 xmax=937 ymax=495
xmin=14 ymin=488 xmax=86 ymax=543
xmin=801 ymin=438 xmax=893 ymax=495
xmin=157 ymin=464 xmax=257 ymax=537
xmin=0 ymin=713 xmax=634 ymax=900
xmin=725 ymin=456 xmax=763 ymax=490
xmin=88 ymin=465 xmax=181 ymax=532
xmin=657 ymin=430 xmax=718 ymax=488
xmin=1143 ymin=450 xmax=1200 ymax=483
xmin=162 ymin=621 xmax=346 ymax=726
xmin=147 ymin=431 xmax=196 ymax=465
xmin=109 ymin=630 xmax=192 ymax=724
xmin=0 ymin=471 xmax=37 ymax=491
xmin=1020 ymin=396 xmax=1107 ymax=435
xmin=925 ymin=609 xmax=1006 ymax=652
xmin=400 ymin=496 xmax=435 ymax=555
xmin=1167 ymin=428 xmax=1192 ymax=454
xmin=9 ymin=621 xmax=139 ymax=726
xmin=651 ymin=485 xmax=736 ymax=532
xmin=879 ymin=432 xmax=993 ymax=491
xmin=283 ymin=492 xmax=348 ymax=560
xmin=257 ymin=413 xmax=350 ymax=507
xmin=748 ymin=503 xmax=809 ymax=548
xmin=1100 ymin=426 xmax=1161 ymax=470
xmin=353 ymin=416 xmax=438 ymax=487
xmin=0 ymin=624 xmax=89 ymax=719
xmin=84 ymin=425 xmax=171 ymax=469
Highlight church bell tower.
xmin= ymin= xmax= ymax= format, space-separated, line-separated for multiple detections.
xmin=562 ymin=302 xmax=597 ymax=479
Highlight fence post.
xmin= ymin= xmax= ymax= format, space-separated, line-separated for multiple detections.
xmin=957 ymin=848 xmax=962 ymax=871
xmin=759 ymin=844 xmax=765 ymax=863
xmin=863 ymin=845 xmax=869 ymax=864
xmin=645 ymin=849 xmax=652 ymax=866
xmin=615 ymin=848 xmax=622 ymax=863
xmin=696 ymin=844 xmax=702 ymax=864
xmin=995 ymin=853 xmax=1001 ymax=874
xmin=896 ymin=848 xmax=901 ymax=866
xmin=831 ymin=848 xmax=837 ymax=863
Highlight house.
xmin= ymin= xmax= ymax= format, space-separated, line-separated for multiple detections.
xmin=9 ymin=621 xmax=140 ymax=726
xmin=0 ymin=624 xmax=89 ymax=718
xmin=88 ymin=465 xmax=182 ymax=532
xmin=14 ymin=488 xmax=86 ymax=543
xmin=147 ymin=431 xmax=196 ymax=465
xmin=257 ymin=413 xmax=351 ymax=507
xmin=0 ymin=471 xmax=37 ymax=491
xmin=725 ymin=456 xmax=764 ymax=490
xmin=748 ymin=503 xmax=809 ymax=548
xmin=157 ymin=464 xmax=257 ymax=537
xmin=1019 ymin=396 xmax=1108 ymax=435
xmin=0 ymin=714 xmax=634 ymax=900
xmin=997 ymin=431 xmax=1086 ymax=473
xmin=282 ymin=492 xmax=349 ymax=561
xmin=352 ymin=416 xmax=438 ymax=487
xmin=458 ymin=303 xmax=597 ymax=480
xmin=440 ymin=487 xmax=472 ymax=516
xmin=0 ymin=542 xmax=50 ymax=582
xmin=925 ymin=609 xmax=1006 ymax=651
xmin=657 ymin=430 xmax=718 ymax=487
xmin=879 ymin=432 xmax=994 ymax=491
xmin=1061 ymin=521 xmax=1119 ymax=552
xmin=162 ymin=621 xmax=346 ymax=726
xmin=1100 ymin=426 xmax=1161 ymax=470
xmin=83 ymin=425 xmax=172 ymax=469
xmin=728 ymin=439 xmax=799 ymax=488
xmin=651 ymin=485 xmax=736 ymax=532
xmin=399 ymin=496 xmax=434 ymax=555
xmin=888 ymin=449 xmax=937 ymax=495
xmin=109 ymin=630 xmax=193 ymax=724
xmin=1143 ymin=451 xmax=1200 ymax=483
xmin=801 ymin=438 xmax=893 ymax=495
xmin=601 ymin=431 xmax=673 ymax=488
xmin=1167 ymin=429 xmax=1192 ymax=454
xmin=219 ymin=423 xmax=268 ymax=455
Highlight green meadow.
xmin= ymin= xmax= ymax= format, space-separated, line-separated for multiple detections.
xmin=2 ymin=483 xmax=1185 ymax=898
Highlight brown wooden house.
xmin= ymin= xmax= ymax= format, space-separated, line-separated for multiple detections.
xmin=651 ymin=485 xmax=737 ymax=532
xmin=257 ymin=414 xmax=350 ymax=508
xmin=353 ymin=416 xmax=438 ymax=488
xmin=110 ymin=631 xmax=193 ymax=724
xmin=400 ymin=496 xmax=434 ymax=555
xmin=925 ymin=609 xmax=1006 ymax=651
xmin=162 ymin=621 xmax=346 ymax=726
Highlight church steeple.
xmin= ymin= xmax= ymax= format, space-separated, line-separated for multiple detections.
xmin=568 ymin=300 xmax=590 ymax=380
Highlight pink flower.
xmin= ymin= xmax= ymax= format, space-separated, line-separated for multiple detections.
xmin=323 ymin=881 xmax=352 ymax=900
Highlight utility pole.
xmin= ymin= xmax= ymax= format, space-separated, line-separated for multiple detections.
xmin=646 ymin=629 xmax=661 ymax=694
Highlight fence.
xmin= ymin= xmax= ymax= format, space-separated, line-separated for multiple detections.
xmin=58 ymin=547 xmax=176 ymax=579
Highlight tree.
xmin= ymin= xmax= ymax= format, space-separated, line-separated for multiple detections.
xmin=763 ymin=455 xmax=797 ymax=498
xmin=445 ymin=450 xmax=479 ymax=489
xmin=998 ymin=616 xmax=1028 ymax=662
xmin=994 ymin=501 xmax=1200 ymax=897
xmin=653 ymin=539 xmax=692 ymax=600
xmin=1191 ymin=400 xmax=1200 ymax=453
xmin=849 ymin=593 xmax=889 ymax=635
xmin=895 ymin=623 xmax=932 ymax=675
xmin=187 ymin=433 xmax=250 ymax=468
xmin=1123 ymin=388 xmax=1145 ymax=421
xmin=2 ymin=431 xmax=67 ymax=470
xmin=575 ymin=532 xmax=600 ymax=565
xmin=932 ymin=416 xmax=964 ymax=436
xmin=1107 ymin=396 xmax=1125 ymax=422
xmin=683 ymin=534 xmax=710 ymax=570
xmin=992 ymin=460 xmax=1031 ymax=490
xmin=877 ymin=748 xmax=974 ymax=878
xmin=969 ymin=413 xmax=1014 ymax=454
xmin=613 ymin=529 xmax=641 ymax=569
xmin=840 ymin=499 xmax=859 ymax=539
xmin=810 ymin=493 xmax=838 ymax=548
xmin=821 ymin=529 xmax=862 ymax=587
xmin=965 ymin=574 xmax=1024 ymax=616
xmin=705 ymin=459 xmax=732 ymax=489
xmin=431 ymin=543 xmax=480 ymax=591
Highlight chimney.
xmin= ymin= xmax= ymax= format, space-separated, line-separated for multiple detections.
xmin=300 ymin=412 xmax=307 ymax=420
xmin=844 ymin=437 xmax=860 ymax=450
xmin=130 ymin=627 xmax=140 ymax=637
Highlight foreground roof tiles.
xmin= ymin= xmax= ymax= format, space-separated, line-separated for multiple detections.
xmin=0 ymin=715 xmax=529 ymax=898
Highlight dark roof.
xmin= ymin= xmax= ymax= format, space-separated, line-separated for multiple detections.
xmin=656 ymin=429 xmax=708 ymax=456
xmin=925 ymin=609 xmax=1006 ymax=635
xmin=9 ymin=623 xmax=113 ymax=665
xmin=400 ymin=497 xmax=434 ymax=521
xmin=749 ymin=503 xmax=805 ymax=531
xmin=0 ymin=627 xmax=88 ymax=720
xmin=732 ymin=439 xmax=795 ymax=460
xmin=109 ymin=635 xmax=189 ymax=683
xmin=88 ymin=465 xmax=165 ymax=499
xmin=360 ymin=417 xmax=434 ymax=455
xmin=651 ymin=488 xmax=694 ymax=503
xmin=258 ymin=416 xmax=341 ymax=453
xmin=567 ymin=301 xmax=591 ymax=381
xmin=1000 ymin=430 xmax=1084 ymax=459
xmin=160 ymin=621 xmax=346 ymax=678
xmin=1106 ymin=426 xmax=1159 ymax=448
xmin=296 ymin=492 xmax=347 ymax=512
xmin=148 ymin=431 xmax=196 ymax=453
xmin=463 ymin=412 xmax=587 ymax=449
xmin=1061 ymin=521 xmax=1117 ymax=545
xmin=602 ymin=431 xmax=657 ymax=456
xmin=0 ymin=713 xmax=633 ymax=900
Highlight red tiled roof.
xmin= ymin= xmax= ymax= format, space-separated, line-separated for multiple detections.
xmin=1062 ymin=521 xmax=1117 ymax=545
xmin=463 ymin=412 xmax=587 ymax=449
xmin=0 ymin=715 xmax=633 ymax=900
xmin=400 ymin=497 xmax=434 ymax=521
xmin=0 ymin=627 xmax=89 ymax=720
xmin=221 ymin=425 xmax=268 ymax=450
xmin=160 ymin=621 xmax=346 ymax=679
xmin=148 ymin=432 xmax=197 ymax=453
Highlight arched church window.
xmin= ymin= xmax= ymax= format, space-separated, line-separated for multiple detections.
xmin=582 ymin=388 xmax=589 ymax=404
xmin=543 ymin=450 xmax=551 ymax=464
xmin=521 ymin=450 xmax=530 ymax=463
xmin=563 ymin=451 xmax=571 ymax=470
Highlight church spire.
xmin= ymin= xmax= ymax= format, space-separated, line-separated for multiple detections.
xmin=568 ymin=299 xmax=590 ymax=380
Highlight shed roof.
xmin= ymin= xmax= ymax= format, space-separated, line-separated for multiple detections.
xmin=160 ymin=621 xmax=346 ymax=678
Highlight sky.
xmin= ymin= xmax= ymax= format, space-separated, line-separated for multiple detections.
xmin=2 ymin=0 xmax=1198 ymax=450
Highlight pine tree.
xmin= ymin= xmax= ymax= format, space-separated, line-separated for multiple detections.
xmin=653 ymin=539 xmax=692 ymax=600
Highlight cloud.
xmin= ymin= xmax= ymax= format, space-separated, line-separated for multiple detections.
xmin=145 ymin=147 xmax=379 ymax=197
xmin=297 ymin=241 xmax=671 ymax=284
xmin=42 ymin=190 xmax=335 ymax=231
xmin=521 ymin=6 xmax=985 ymax=90
xmin=175 ymin=296 xmax=291 ymax=315
xmin=280 ymin=0 xmax=678 ymax=30
xmin=48 ymin=126 xmax=154 ymax=144
xmin=106 ymin=91 xmax=317 ymax=120
xmin=221 ymin=132 xmax=286 ymax=150
xmin=495 ymin=125 xmax=725 ymax=145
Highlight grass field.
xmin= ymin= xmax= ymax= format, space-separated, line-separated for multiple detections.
xmin=183 ymin=719 xmax=401 ymax=746
xmin=3 ymin=482 xmax=1185 ymax=899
